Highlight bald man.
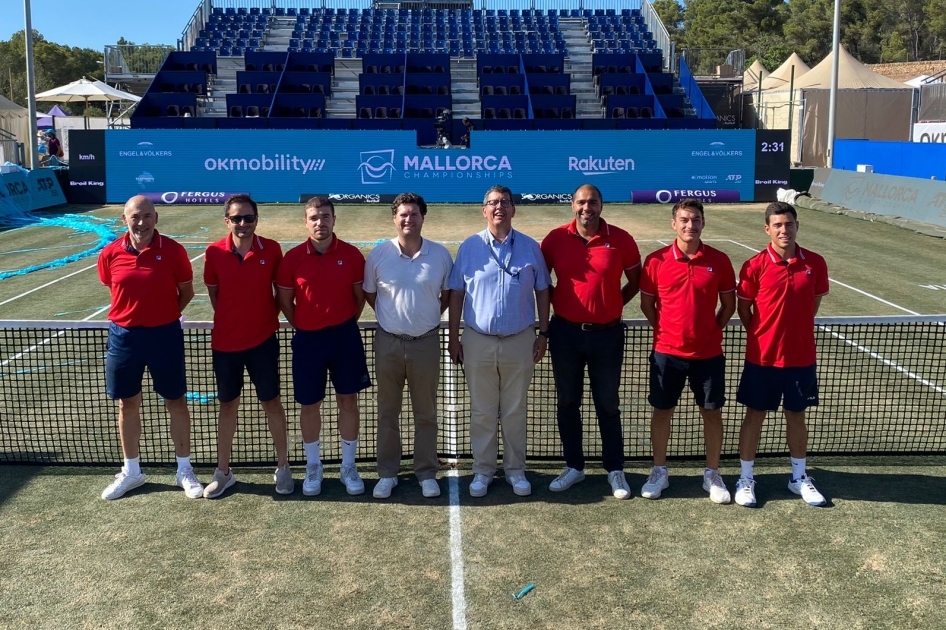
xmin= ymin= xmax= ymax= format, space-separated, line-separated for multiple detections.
xmin=97 ymin=195 xmax=202 ymax=500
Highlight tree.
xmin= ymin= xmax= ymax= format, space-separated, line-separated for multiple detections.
xmin=0 ymin=30 xmax=104 ymax=115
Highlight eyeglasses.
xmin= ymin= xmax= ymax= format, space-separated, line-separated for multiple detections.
xmin=226 ymin=214 xmax=257 ymax=224
xmin=485 ymin=199 xmax=513 ymax=208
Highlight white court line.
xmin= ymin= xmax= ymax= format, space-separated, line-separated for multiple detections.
xmin=820 ymin=325 xmax=946 ymax=396
xmin=0 ymin=263 xmax=97 ymax=308
xmin=441 ymin=337 xmax=467 ymax=630
xmin=726 ymin=239 xmax=921 ymax=315
xmin=447 ymin=468 xmax=468 ymax=630
xmin=1 ymin=254 xmax=204 ymax=368
xmin=656 ymin=240 xmax=670 ymax=247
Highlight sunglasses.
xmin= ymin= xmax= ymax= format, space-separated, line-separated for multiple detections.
xmin=226 ymin=214 xmax=257 ymax=224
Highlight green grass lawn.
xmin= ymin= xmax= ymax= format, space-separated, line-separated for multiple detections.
xmin=1 ymin=458 xmax=944 ymax=630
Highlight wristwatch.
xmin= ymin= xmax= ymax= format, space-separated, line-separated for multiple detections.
xmin=538 ymin=329 xmax=550 ymax=339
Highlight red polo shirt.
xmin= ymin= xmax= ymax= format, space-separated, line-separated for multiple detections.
xmin=204 ymin=234 xmax=283 ymax=352
xmin=640 ymin=241 xmax=736 ymax=359
xmin=541 ymin=218 xmax=641 ymax=324
xmin=737 ymin=243 xmax=829 ymax=368
xmin=276 ymin=235 xmax=365 ymax=331
xmin=97 ymin=231 xmax=193 ymax=328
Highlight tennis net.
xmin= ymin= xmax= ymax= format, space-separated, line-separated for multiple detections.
xmin=1 ymin=316 xmax=945 ymax=466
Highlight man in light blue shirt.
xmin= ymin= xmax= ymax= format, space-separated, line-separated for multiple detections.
xmin=448 ymin=185 xmax=551 ymax=498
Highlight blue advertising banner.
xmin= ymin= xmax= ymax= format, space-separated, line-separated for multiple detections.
xmin=103 ymin=129 xmax=759 ymax=203
xmin=0 ymin=168 xmax=67 ymax=216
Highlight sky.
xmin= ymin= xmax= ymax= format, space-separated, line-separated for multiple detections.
xmin=4 ymin=0 xmax=203 ymax=51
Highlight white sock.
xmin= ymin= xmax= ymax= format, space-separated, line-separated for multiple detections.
xmin=303 ymin=440 xmax=321 ymax=467
xmin=704 ymin=468 xmax=717 ymax=478
xmin=175 ymin=456 xmax=191 ymax=472
xmin=740 ymin=459 xmax=754 ymax=480
xmin=791 ymin=457 xmax=807 ymax=481
xmin=341 ymin=439 xmax=358 ymax=466
xmin=124 ymin=456 xmax=141 ymax=476
xmin=655 ymin=465 xmax=667 ymax=474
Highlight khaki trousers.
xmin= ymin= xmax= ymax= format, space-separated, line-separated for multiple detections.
xmin=461 ymin=327 xmax=534 ymax=477
xmin=374 ymin=330 xmax=441 ymax=481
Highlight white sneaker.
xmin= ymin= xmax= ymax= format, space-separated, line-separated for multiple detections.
xmin=469 ymin=473 xmax=493 ymax=497
xmin=303 ymin=463 xmax=323 ymax=496
xmin=374 ymin=476 xmax=398 ymax=499
xmin=176 ymin=467 xmax=203 ymax=499
xmin=641 ymin=467 xmax=669 ymax=499
xmin=608 ymin=470 xmax=631 ymax=500
xmin=340 ymin=464 xmax=365 ymax=495
xmin=702 ymin=471 xmax=731 ymax=504
xmin=734 ymin=477 xmax=757 ymax=507
xmin=505 ymin=473 xmax=532 ymax=496
xmin=101 ymin=469 xmax=146 ymax=500
xmin=549 ymin=467 xmax=585 ymax=492
xmin=420 ymin=478 xmax=441 ymax=498
xmin=788 ymin=476 xmax=827 ymax=506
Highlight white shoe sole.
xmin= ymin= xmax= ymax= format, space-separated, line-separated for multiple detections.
xmin=102 ymin=475 xmax=146 ymax=500
xmin=303 ymin=485 xmax=322 ymax=497
xmin=641 ymin=483 xmax=668 ymax=500
xmin=203 ymin=476 xmax=236 ymax=499
xmin=549 ymin=474 xmax=585 ymax=492
xmin=508 ymin=483 xmax=532 ymax=496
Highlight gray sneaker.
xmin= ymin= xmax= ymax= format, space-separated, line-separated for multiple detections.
xmin=202 ymin=468 xmax=235 ymax=499
xmin=274 ymin=465 xmax=294 ymax=495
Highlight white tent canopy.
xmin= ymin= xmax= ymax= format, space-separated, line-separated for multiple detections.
xmin=791 ymin=45 xmax=910 ymax=90
xmin=743 ymin=60 xmax=770 ymax=92
xmin=0 ymin=95 xmax=30 ymax=152
xmin=761 ymin=53 xmax=811 ymax=91
xmin=751 ymin=46 xmax=915 ymax=166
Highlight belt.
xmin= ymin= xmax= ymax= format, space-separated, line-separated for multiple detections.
xmin=557 ymin=317 xmax=622 ymax=332
xmin=380 ymin=326 xmax=440 ymax=341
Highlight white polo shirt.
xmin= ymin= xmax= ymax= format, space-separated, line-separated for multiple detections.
xmin=364 ymin=237 xmax=453 ymax=337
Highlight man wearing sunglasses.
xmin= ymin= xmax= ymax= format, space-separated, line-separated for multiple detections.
xmin=541 ymin=184 xmax=641 ymax=500
xmin=448 ymin=186 xmax=551 ymax=498
xmin=202 ymin=194 xmax=292 ymax=498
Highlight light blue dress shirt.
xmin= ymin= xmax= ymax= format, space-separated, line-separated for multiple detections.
xmin=448 ymin=228 xmax=551 ymax=336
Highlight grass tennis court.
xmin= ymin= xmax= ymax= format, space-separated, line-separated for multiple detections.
xmin=2 ymin=202 xmax=946 ymax=629
xmin=2 ymin=201 xmax=946 ymax=320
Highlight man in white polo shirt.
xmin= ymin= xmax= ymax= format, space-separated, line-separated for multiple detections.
xmin=364 ymin=192 xmax=453 ymax=499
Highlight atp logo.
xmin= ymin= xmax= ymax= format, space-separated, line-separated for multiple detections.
xmin=359 ymin=150 xmax=395 ymax=184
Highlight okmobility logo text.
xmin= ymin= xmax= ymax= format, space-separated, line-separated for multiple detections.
xmin=204 ymin=154 xmax=326 ymax=174
xmin=568 ymin=156 xmax=635 ymax=176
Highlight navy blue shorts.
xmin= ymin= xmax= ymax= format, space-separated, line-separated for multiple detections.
xmin=649 ymin=351 xmax=726 ymax=410
xmin=291 ymin=317 xmax=371 ymax=405
xmin=106 ymin=320 xmax=187 ymax=401
xmin=737 ymin=361 xmax=819 ymax=412
xmin=212 ymin=333 xmax=281 ymax=404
